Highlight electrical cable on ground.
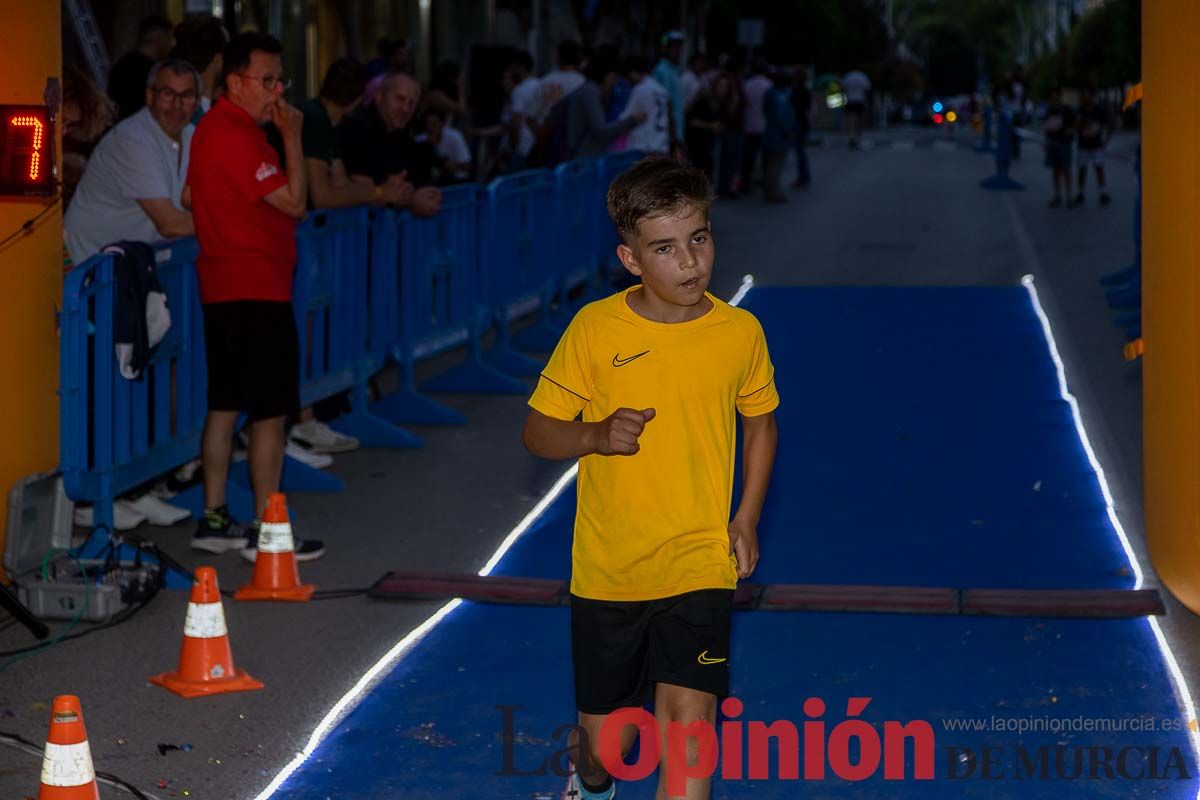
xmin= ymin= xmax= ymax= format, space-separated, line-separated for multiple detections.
xmin=0 ymin=730 xmax=161 ymax=800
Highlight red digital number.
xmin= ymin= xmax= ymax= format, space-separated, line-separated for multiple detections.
xmin=7 ymin=114 xmax=45 ymax=183
xmin=0 ymin=106 xmax=52 ymax=195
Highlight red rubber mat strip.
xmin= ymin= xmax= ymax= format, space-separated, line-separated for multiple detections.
xmin=369 ymin=572 xmax=1163 ymax=618
xmin=759 ymin=583 xmax=960 ymax=614
xmin=963 ymin=588 xmax=1164 ymax=618
xmin=369 ymin=572 xmax=568 ymax=605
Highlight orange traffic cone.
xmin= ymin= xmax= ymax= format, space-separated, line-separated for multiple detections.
xmin=150 ymin=567 xmax=263 ymax=698
xmin=234 ymin=493 xmax=315 ymax=602
xmin=37 ymin=695 xmax=99 ymax=800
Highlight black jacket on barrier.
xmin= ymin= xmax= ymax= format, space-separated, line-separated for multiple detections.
xmin=104 ymin=241 xmax=171 ymax=381
xmin=337 ymin=105 xmax=438 ymax=188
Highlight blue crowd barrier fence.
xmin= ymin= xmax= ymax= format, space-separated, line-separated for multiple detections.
xmin=596 ymin=151 xmax=644 ymax=278
xmin=370 ymin=185 xmax=526 ymax=427
xmin=552 ymin=157 xmax=603 ymax=312
xmin=61 ymin=240 xmax=211 ymax=533
xmin=59 ymin=153 xmax=647 ymax=536
xmin=478 ymin=169 xmax=559 ymax=373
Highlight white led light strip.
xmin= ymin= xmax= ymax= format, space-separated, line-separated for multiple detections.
xmin=1022 ymin=274 xmax=1200 ymax=783
xmin=251 ymin=275 xmax=757 ymax=799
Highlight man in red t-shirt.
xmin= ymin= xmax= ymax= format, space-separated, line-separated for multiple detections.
xmin=183 ymin=32 xmax=323 ymax=561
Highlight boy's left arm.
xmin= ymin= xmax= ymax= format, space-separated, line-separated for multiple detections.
xmin=729 ymin=410 xmax=778 ymax=579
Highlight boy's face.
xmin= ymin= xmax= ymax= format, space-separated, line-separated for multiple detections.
xmin=618 ymin=204 xmax=713 ymax=308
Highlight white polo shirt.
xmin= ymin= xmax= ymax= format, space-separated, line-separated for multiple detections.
xmin=65 ymin=107 xmax=192 ymax=261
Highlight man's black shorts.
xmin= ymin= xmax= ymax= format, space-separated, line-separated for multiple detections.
xmin=571 ymin=589 xmax=733 ymax=715
xmin=202 ymin=301 xmax=300 ymax=422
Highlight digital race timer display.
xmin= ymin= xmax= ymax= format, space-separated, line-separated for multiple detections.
xmin=0 ymin=106 xmax=54 ymax=197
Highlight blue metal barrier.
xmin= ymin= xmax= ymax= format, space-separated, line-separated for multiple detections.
xmin=479 ymin=169 xmax=558 ymax=374
xmin=317 ymin=207 xmax=423 ymax=450
xmin=596 ymin=150 xmax=645 ymax=282
xmin=979 ymin=109 xmax=1024 ymax=191
xmin=370 ymin=185 xmax=526 ymax=427
xmin=552 ymin=158 xmax=602 ymax=314
xmin=290 ymin=206 xmax=420 ymax=455
xmin=59 ymin=240 xmax=252 ymax=529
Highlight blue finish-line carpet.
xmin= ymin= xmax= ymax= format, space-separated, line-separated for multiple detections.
xmin=267 ymin=285 xmax=1198 ymax=799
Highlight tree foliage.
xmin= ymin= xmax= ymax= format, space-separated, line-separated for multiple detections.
xmin=895 ymin=0 xmax=1040 ymax=95
xmin=704 ymin=0 xmax=890 ymax=74
xmin=1068 ymin=0 xmax=1140 ymax=88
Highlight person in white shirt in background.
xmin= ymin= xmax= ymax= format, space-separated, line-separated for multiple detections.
xmin=502 ymin=50 xmax=541 ymax=171
xmin=740 ymin=59 xmax=773 ymax=194
xmin=621 ymin=55 xmax=671 ymax=155
xmin=841 ymin=68 xmax=872 ymax=149
xmin=680 ymin=52 xmax=707 ymax=114
xmin=539 ymin=39 xmax=586 ymax=121
xmin=423 ymin=107 xmax=472 ymax=181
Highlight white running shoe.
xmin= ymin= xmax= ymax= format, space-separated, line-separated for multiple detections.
xmin=123 ymin=494 xmax=192 ymax=526
xmin=73 ymin=501 xmax=147 ymax=531
xmin=289 ymin=420 xmax=360 ymax=454
xmin=562 ymin=773 xmax=614 ymax=800
xmin=285 ymin=440 xmax=333 ymax=469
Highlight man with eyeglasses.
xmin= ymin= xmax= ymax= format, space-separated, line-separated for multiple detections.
xmin=65 ymin=58 xmax=199 ymax=262
xmin=184 ymin=32 xmax=325 ymax=562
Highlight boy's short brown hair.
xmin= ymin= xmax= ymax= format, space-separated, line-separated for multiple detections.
xmin=606 ymin=157 xmax=712 ymax=243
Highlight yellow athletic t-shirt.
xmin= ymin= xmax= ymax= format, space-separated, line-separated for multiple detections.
xmin=528 ymin=286 xmax=779 ymax=601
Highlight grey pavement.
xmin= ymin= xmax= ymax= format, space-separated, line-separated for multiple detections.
xmin=1 ymin=127 xmax=1184 ymax=800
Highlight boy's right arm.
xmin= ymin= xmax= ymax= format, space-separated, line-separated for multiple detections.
xmin=522 ymin=407 xmax=656 ymax=460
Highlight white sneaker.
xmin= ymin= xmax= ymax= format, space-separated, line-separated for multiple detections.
xmin=285 ymin=440 xmax=333 ymax=469
xmin=73 ymin=501 xmax=147 ymax=531
xmin=290 ymin=420 xmax=359 ymax=454
xmin=123 ymin=494 xmax=191 ymax=526
xmin=563 ymin=773 xmax=614 ymax=800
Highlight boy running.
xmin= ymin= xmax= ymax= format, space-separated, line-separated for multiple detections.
xmin=523 ymin=157 xmax=779 ymax=799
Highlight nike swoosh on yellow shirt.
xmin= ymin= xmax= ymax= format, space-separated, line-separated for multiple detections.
xmin=612 ymin=350 xmax=650 ymax=367
xmin=697 ymin=650 xmax=727 ymax=665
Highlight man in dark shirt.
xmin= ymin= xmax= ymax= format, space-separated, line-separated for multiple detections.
xmin=108 ymin=16 xmax=174 ymax=120
xmin=1042 ymin=87 xmax=1077 ymax=208
xmin=338 ymin=71 xmax=441 ymax=216
xmin=301 ymin=59 xmax=408 ymax=209
xmin=171 ymin=14 xmax=230 ymax=122
xmin=1075 ymin=88 xmax=1112 ymax=207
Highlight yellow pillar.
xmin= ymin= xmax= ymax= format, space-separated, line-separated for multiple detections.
xmin=1143 ymin=3 xmax=1200 ymax=611
xmin=0 ymin=0 xmax=63 ymax=576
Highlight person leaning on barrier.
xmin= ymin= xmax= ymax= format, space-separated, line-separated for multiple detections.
xmin=302 ymin=58 xmax=410 ymax=209
xmin=170 ymin=13 xmax=230 ymax=121
xmin=182 ymin=31 xmax=325 ymax=561
xmin=64 ymin=58 xmax=199 ymax=262
xmin=422 ymin=107 xmax=472 ymax=182
xmin=282 ymin=58 xmax=392 ymax=461
xmin=338 ymin=70 xmax=442 ymax=217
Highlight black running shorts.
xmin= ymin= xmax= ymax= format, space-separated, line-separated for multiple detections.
xmin=202 ymin=301 xmax=300 ymax=422
xmin=571 ymin=589 xmax=733 ymax=715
